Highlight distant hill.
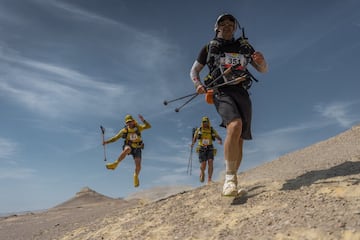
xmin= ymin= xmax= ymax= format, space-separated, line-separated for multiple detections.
xmin=54 ymin=186 xmax=122 ymax=209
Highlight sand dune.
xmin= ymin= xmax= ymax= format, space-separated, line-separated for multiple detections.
xmin=1 ymin=124 xmax=360 ymax=240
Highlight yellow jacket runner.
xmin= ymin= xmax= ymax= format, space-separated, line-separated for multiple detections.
xmin=106 ymin=119 xmax=151 ymax=149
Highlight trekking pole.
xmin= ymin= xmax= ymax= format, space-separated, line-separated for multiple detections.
xmin=208 ymin=75 xmax=248 ymax=89
xmin=100 ymin=125 xmax=107 ymax=161
xmin=163 ymin=92 xmax=198 ymax=106
xmin=174 ymin=93 xmax=199 ymax=112
xmin=165 ymin=67 xmax=244 ymax=112
xmin=205 ymin=63 xmax=258 ymax=90
xmin=205 ymin=63 xmax=242 ymax=88
xmin=164 ymin=92 xmax=199 ymax=112
xmin=187 ymin=145 xmax=193 ymax=175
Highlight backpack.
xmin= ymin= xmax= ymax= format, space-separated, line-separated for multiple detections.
xmin=193 ymin=126 xmax=217 ymax=156
xmin=194 ymin=126 xmax=216 ymax=141
xmin=204 ymin=31 xmax=259 ymax=90
xmin=122 ymin=125 xmax=144 ymax=149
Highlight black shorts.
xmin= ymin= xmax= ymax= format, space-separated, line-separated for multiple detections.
xmin=130 ymin=147 xmax=142 ymax=158
xmin=213 ymin=85 xmax=252 ymax=140
xmin=198 ymin=147 xmax=214 ymax=163
xmin=123 ymin=142 xmax=143 ymax=158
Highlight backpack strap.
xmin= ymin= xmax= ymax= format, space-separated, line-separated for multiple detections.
xmin=122 ymin=125 xmax=142 ymax=146
xmin=206 ymin=39 xmax=221 ymax=68
xmin=211 ymin=126 xmax=216 ymax=140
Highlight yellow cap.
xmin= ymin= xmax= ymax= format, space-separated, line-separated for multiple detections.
xmin=202 ymin=116 xmax=209 ymax=122
xmin=124 ymin=114 xmax=134 ymax=123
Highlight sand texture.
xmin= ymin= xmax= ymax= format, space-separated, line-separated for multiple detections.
xmin=1 ymin=125 xmax=360 ymax=240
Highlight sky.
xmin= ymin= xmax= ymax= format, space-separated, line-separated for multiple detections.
xmin=1 ymin=0 xmax=360 ymax=214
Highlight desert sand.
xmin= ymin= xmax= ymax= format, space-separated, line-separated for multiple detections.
xmin=1 ymin=124 xmax=360 ymax=240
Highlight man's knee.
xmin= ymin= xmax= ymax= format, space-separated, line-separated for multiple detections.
xmin=227 ymin=119 xmax=242 ymax=134
xmin=123 ymin=145 xmax=131 ymax=154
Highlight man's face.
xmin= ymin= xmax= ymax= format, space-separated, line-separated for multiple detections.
xmin=218 ymin=19 xmax=236 ymax=35
xmin=202 ymin=121 xmax=209 ymax=128
xmin=126 ymin=120 xmax=135 ymax=128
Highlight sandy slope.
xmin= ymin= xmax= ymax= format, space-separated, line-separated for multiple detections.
xmin=1 ymin=125 xmax=360 ymax=240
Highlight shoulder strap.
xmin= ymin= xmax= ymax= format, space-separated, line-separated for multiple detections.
xmin=206 ymin=39 xmax=221 ymax=66
xmin=134 ymin=125 xmax=141 ymax=136
xmin=121 ymin=126 xmax=128 ymax=138
xmin=197 ymin=127 xmax=202 ymax=139
xmin=211 ymin=126 xmax=216 ymax=140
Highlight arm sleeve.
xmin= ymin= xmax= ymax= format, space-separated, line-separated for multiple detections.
xmin=190 ymin=45 xmax=208 ymax=88
xmin=106 ymin=129 xmax=125 ymax=143
xmin=192 ymin=128 xmax=199 ymax=144
xmin=139 ymin=120 xmax=151 ymax=131
xmin=190 ymin=61 xmax=204 ymax=84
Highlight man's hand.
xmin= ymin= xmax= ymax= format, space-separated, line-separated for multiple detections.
xmin=196 ymin=84 xmax=206 ymax=94
xmin=251 ymin=51 xmax=268 ymax=73
xmin=138 ymin=114 xmax=144 ymax=122
xmin=251 ymin=51 xmax=265 ymax=63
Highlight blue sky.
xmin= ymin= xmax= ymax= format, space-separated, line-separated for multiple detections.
xmin=1 ymin=0 xmax=360 ymax=214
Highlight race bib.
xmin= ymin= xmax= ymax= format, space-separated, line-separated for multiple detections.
xmin=129 ymin=133 xmax=138 ymax=141
xmin=223 ymin=53 xmax=242 ymax=67
xmin=202 ymin=139 xmax=210 ymax=145
xmin=220 ymin=52 xmax=249 ymax=84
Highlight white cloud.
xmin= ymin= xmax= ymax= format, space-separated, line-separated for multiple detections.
xmin=0 ymin=3 xmax=190 ymax=144
xmin=48 ymin=0 xmax=182 ymax=74
xmin=245 ymin=119 xmax=334 ymax=168
xmin=0 ymin=0 xmax=184 ymax=120
xmin=49 ymin=0 xmax=120 ymax=25
xmin=314 ymin=101 xmax=359 ymax=128
xmin=0 ymin=168 xmax=36 ymax=180
xmin=0 ymin=138 xmax=17 ymax=160
xmin=245 ymin=100 xmax=360 ymax=169
xmin=0 ymin=51 xmax=127 ymax=118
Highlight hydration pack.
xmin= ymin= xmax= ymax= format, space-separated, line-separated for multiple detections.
xmin=205 ymin=29 xmax=259 ymax=90
xmin=195 ymin=126 xmax=216 ymax=141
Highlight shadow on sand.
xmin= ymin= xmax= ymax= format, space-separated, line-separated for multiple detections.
xmin=281 ymin=160 xmax=360 ymax=191
xmin=231 ymin=185 xmax=265 ymax=205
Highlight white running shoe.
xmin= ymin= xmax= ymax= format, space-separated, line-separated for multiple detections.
xmin=222 ymin=174 xmax=238 ymax=196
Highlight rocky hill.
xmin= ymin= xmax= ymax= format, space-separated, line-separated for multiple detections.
xmin=1 ymin=125 xmax=360 ymax=240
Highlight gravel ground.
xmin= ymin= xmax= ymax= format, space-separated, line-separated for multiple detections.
xmin=1 ymin=125 xmax=360 ymax=240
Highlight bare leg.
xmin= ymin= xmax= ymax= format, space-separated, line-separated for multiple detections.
xmin=224 ymin=119 xmax=242 ymax=175
xmin=134 ymin=157 xmax=141 ymax=176
xmin=106 ymin=146 xmax=131 ymax=170
xmin=222 ymin=118 xmax=243 ymax=196
xmin=133 ymin=157 xmax=141 ymax=187
xmin=236 ymin=138 xmax=247 ymax=196
xmin=200 ymin=161 xmax=206 ymax=182
xmin=207 ymin=159 xmax=214 ymax=182
xmin=236 ymin=139 xmax=244 ymax=171
xmin=117 ymin=146 xmax=131 ymax=163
